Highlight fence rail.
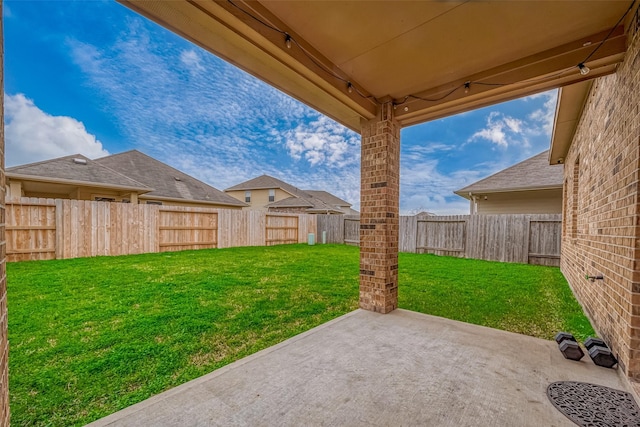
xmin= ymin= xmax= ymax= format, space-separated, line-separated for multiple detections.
xmin=6 ymin=198 xmax=316 ymax=262
xmin=317 ymin=213 xmax=561 ymax=266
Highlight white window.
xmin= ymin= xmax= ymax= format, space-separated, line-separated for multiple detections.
xmin=245 ymin=191 xmax=251 ymax=203
xmin=268 ymin=189 xmax=275 ymax=202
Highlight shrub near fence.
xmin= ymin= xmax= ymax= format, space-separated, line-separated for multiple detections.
xmin=6 ymin=198 xmax=317 ymax=262
xmin=317 ymin=214 xmax=562 ymax=266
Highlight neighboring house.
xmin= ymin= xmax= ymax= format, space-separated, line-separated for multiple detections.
xmin=454 ymin=150 xmax=563 ymax=215
xmin=225 ymin=174 xmax=356 ymax=215
xmin=6 ymin=150 xmax=247 ymax=209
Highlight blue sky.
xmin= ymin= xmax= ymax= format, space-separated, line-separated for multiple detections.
xmin=4 ymin=1 xmax=558 ymax=214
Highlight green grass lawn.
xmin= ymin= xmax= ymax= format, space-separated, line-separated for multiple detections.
xmin=7 ymin=244 xmax=593 ymax=426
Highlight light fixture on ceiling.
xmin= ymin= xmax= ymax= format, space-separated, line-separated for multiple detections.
xmin=464 ymin=81 xmax=471 ymax=94
xmin=347 ymin=82 xmax=353 ymax=93
xmin=285 ymin=34 xmax=292 ymax=49
xmin=578 ymin=63 xmax=590 ymax=76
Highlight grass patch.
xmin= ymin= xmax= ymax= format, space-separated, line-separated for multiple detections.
xmin=398 ymin=253 xmax=594 ymax=340
xmin=8 ymin=244 xmax=593 ymax=426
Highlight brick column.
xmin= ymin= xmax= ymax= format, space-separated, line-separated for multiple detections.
xmin=359 ymin=102 xmax=400 ymax=313
xmin=0 ymin=3 xmax=8 ymax=424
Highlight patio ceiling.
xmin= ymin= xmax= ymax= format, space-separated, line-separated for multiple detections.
xmin=120 ymin=1 xmax=631 ymax=132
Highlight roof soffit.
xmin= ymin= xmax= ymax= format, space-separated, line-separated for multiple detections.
xmin=549 ymin=81 xmax=593 ymax=165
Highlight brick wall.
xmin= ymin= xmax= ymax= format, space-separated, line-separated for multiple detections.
xmin=359 ymin=102 xmax=399 ymax=313
xmin=0 ymin=3 xmax=9 ymax=422
xmin=561 ymin=10 xmax=640 ymax=379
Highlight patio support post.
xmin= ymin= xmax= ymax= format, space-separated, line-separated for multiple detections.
xmin=359 ymin=101 xmax=400 ymax=313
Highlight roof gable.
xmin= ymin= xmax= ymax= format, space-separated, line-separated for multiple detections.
xmin=455 ymin=150 xmax=564 ymax=198
xmin=225 ymin=174 xmax=300 ymax=196
xmin=96 ymin=150 xmax=246 ymax=207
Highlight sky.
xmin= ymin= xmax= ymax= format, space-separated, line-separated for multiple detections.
xmin=4 ymin=1 xmax=559 ymax=215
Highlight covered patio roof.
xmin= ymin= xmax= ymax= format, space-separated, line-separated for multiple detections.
xmin=120 ymin=0 xmax=631 ymax=132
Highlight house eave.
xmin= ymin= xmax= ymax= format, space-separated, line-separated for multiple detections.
xmin=6 ymin=173 xmax=154 ymax=194
xmin=138 ymin=194 xmax=248 ymax=207
xmin=548 ymin=80 xmax=593 ymax=165
xmin=455 ymin=185 xmax=563 ymax=200
xmin=225 ymin=185 xmax=296 ymax=197
xmin=305 ymin=208 xmax=344 ymax=214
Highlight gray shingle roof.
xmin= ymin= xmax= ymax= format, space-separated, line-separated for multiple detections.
xmin=454 ymin=150 xmax=563 ymax=198
xmin=96 ymin=150 xmax=246 ymax=207
xmin=266 ymin=196 xmax=314 ymax=208
xmin=226 ymin=174 xmax=347 ymax=213
xmin=304 ymin=190 xmax=351 ymax=207
xmin=7 ymin=154 xmax=151 ymax=191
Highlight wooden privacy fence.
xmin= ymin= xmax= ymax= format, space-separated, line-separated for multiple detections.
xmin=317 ymin=213 xmax=562 ymax=266
xmin=6 ymin=198 xmax=316 ymax=262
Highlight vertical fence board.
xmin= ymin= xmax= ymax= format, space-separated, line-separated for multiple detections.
xmin=157 ymin=207 xmax=218 ymax=252
xmin=55 ymin=199 xmax=63 ymax=260
xmin=344 ymin=215 xmax=360 ymax=245
xmin=399 ymin=215 xmax=417 ymax=253
xmin=6 ymin=198 xmax=56 ymax=262
xmin=250 ymin=211 xmax=266 ymax=246
xmin=528 ymin=215 xmax=562 ymax=266
xmin=316 ymin=215 xmax=345 ymax=244
xmin=298 ymin=214 xmax=317 ymax=244
xmin=265 ymin=214 xmax=298 ymax=246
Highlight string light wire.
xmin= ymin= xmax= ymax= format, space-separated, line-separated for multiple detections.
xmin=469 ymin=0 xmax=636 ymax=89
xmin=397 ymin=0 xmax=636 ymax=107
xmin=582 ymin=0 xmax=636 ymax=64
xmin=226 ymin=0 xmax=378 ymax=103
xmin=226 ymin=0 xmax=636 ymax=108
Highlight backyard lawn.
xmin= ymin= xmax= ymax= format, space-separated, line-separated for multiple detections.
xmin=8 ymin=244 xmax=593 ymax=426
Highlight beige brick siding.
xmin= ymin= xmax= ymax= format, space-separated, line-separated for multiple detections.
xmin=561 ymin=13 xmax=640 ymax=380
xmin=359 ymin=103 xmax=399 ymax=313
xmin=0 ymin=5 xmax=9 ymax=423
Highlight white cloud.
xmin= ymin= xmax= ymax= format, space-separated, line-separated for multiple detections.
xmin=5 ymin=94 xmax=109 ymax=166
xmin=399 ymin=157 xmax=487 ymax=215
xmin=402 ymin=144 xmax=455 ymax=161
xmin=180 ymin=50 xmax=205 ymax=73
xmin=528 ymin=90 xmax=558 ymax=136
xmin=504 ymin=117 xmax=523 ymax=133
xmin=468 ymin=91 xmax=557 ymax=150
xmin=285 ymin=116 xmax=359 ymax=167
xmin=469 ymin=111 xmax=523 ymax=147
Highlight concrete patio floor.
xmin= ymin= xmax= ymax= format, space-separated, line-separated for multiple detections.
xmin=89 ymin=309 xmax=633 ymax=426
